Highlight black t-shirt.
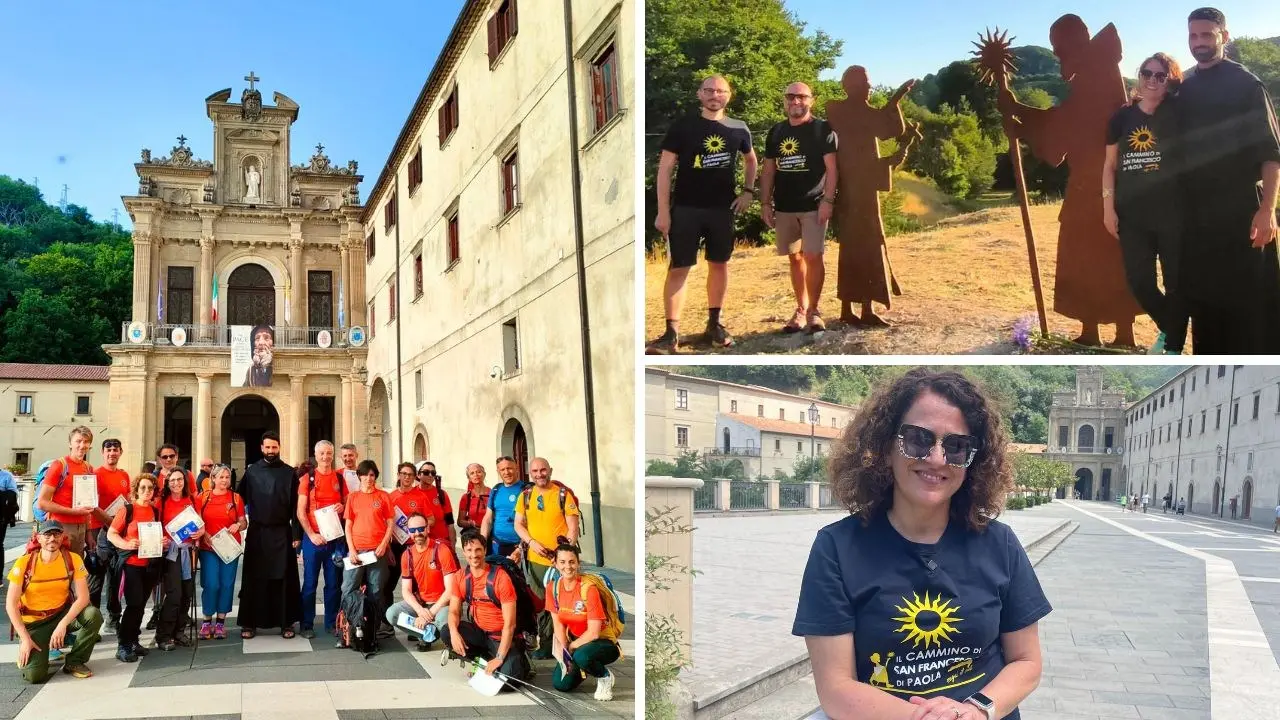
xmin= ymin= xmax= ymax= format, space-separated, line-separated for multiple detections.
xmin=793 ymin=513 xmax=1051 ymax=719
xmin=765 ymin=117 xmax=838 ymax=213
xmin=1106 ymin=101 xmax=1180 ymax=218
xmin=660 ymin=114 xmax=753 ymax=209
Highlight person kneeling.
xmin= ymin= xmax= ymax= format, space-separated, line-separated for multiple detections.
xmin=441 ymin=529 xmax=530 ymax=687
xmin=385 ymin=512 xmax=458 ymax=650
xmin=547 ymin=542 xmax=621 ymax=701
xmin=5 ymin=521 xmax=103 ymax=682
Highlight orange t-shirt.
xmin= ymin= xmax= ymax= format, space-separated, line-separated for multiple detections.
xmin=547 ymin=577 xmax=606 ymax=638
xmin=45 ymin=456 xmax=94 ymax=525
xmin=111 ymin=502 xmax=158 ymax=567
xmin=92 ymin=466 xmax=132 ymax=530
xmin=389 ymin=486 xmax=430 ymax=528
xmin=456 ymin=564 xmax=516 ymax=634
xmin=419 ymin=485 xmax=452 ymax=542
xmin=401 ymin=539 xmax=460 ymax=604
xmin=299 ymin=469 xmax=347 ymax=532
xmin=157 ymin=468 xmax=198 ymax=497
xmin=344 ymin=489 xmax=393 ymax=551
xmin=197 ymin=490 xmax=244 ymax=548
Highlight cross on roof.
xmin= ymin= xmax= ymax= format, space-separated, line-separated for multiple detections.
xmin=176 ymin=135 xmax=188 ymax=147
xmin=244 ymin=71 xmax=260 ymax=91
xmin=315 ymin=143 xmax=325 ymax=155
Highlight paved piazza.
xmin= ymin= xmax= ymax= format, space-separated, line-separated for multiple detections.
xmin=0 ymin=525 xmax=634 ymax=719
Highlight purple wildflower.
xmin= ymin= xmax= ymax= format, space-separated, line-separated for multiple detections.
xmin=1012 ymin=316 xmax=1034 ymax=351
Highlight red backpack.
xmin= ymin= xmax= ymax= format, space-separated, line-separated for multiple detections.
xmin=458 ymin=488 xmax=490 ymax=526
xmin=8 ymin=549 xmax=75 ymax=640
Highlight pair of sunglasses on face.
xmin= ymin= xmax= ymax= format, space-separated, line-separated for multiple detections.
xmin=1139 ymin=69 xmax=1169 ymax=83
xmin=406 ymin=526 xmax=427 ymax=535
xmin=896 ymin=424 xmax=981 ymax=468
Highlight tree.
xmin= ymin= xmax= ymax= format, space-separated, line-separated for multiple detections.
xmin=1237 ymin=37 xmax=1280 ymax=111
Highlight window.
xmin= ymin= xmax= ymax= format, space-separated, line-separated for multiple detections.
xmin=774 ymin=438 xmax=781 ymax=452
xmin=166 ymin=266 xmax=194 ymax=325
xmin=757 ymin=404 xmax=764 ymax=417
xmin=831 ymin=418 xmax=837 ymax=428
xmin=1191 ymin=459 xmax=1195 ymax=474
xmin=676 ymin=426 xmax=688 ymax=448
xmin=446 ymin=209 xmax=460 ymax=266
xmin=388 ymin=279 xmax=397 ymax=322
xmin=1215 ymin=406 xmax=1221 ymax=430
xmin=414 ymin=370 xmax=423 ymax=408
xmin=413 ymin=254 xmax=423 ymax=299
xmin=1176 ymin=419 xmax=1182 ymax=438
xmin=1232 ymin=401 xmax=1239 ymax=425
xmin=75 ymin=395 xmax=90 ymax=416
xmin=1104 ymin=427 xmax=1114 ymax=448
xmin=1192 ymin=375 xmax=1196 ymax=391
xmin=1248 ymin=451 xmax=1254 ymax=471
xmin=1205 ymin=368 xmax=1210 ymax=384
xmin=308 ymin=271 xmax=333 ymax=327
xmin=1159 ymin=396 xmax=1165 ymax=409
xmin=366 ymin=232 xmax=376 ymax=262
xmin=1253 ymin=393 xmax=1260 ymax=420
xmin=384 ymin=192 xmax=397 ymax=231
xmin=675 ymin=388 xmax=688 ymax=410
xmin=1201 ymin=410 xmax=1206 ymax=434
xmin=502 ymin=317 xmax=520 ymax=375
xmin=1180 ymin=381 xmax=1185 ymax=399
xmin=730 ymin=400 xmax=737 ymax=413
xmin=779 ymin=408 xmax=785 ymax=420
xmin=17 ymin=395 xmax=32 ymax=415
xmin=817 ymin=443 xmax=823 ymax=454
xmin=1218 ymin=365 xmax=1226 ymax=378
xmin=797 ymin=441 xmax=804 ymax=453
xmin=1058 ymin=425 xmax=1069 ymax=449
xmin=590 ymin=43 xmax=620 ymax=133
xmin=501 ymin=149 xmax=520 ymax=216
xmin=438 ymin=87 xmax=459 ymax=146
xmin=408 ymin=147 xmax=423 ymax=194
xmin=486 ymin=0 xmax=518 ymax=66
xmin=13 ymin=450 xmax=30 ymax=475
xmin=1217 ymin=455 xmax=1222 ymax=471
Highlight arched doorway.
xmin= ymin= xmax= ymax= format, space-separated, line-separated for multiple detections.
xmin=1074 ymin=468 xmax=1093 ymax=500
xmin=722 ymin=428 xmax=731 ymax=453
xmin=221 ymin=395 xmax=280 ymax=472
xmin=1166 ymin=482 xmax=1173 ymax=506
xmin=1242 ymin=478 xmax=1253 ymax=520
xmin=1212 ymin=479 xmax=1221 ymax=515
xmin=1077 ymin=425 xmax=1095 ymax=452
xmin=1187 ymin=482 xmax=1195 ymax=513
xmin=501 ymin=418 xmax=530 ymax=482
xmin=227 ymin=264 xmax=276 ymax=327
xmin=413 ymin=433 xmax=427 ymax=462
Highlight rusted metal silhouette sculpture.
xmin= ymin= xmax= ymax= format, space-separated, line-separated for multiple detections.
xmin=989 ymin=15 xmax=1140 ymax=346
xmin=827 ymin=66 xmax=922 ymax=327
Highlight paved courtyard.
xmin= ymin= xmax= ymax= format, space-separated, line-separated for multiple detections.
xmin=0 ymin=526 xmax=634 ymax=720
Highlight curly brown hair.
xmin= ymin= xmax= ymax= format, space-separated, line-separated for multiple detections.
xmin=828 ymin=369 xmax=1013 ymax=532
xmin=1130 ymin=52 xmax=1183 ymax=102
xmin=130 ymin=472 xmax=159 ymax=502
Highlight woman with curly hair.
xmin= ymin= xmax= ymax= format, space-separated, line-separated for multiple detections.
xmin=793 ymin=369 xmax=1050 ymax=720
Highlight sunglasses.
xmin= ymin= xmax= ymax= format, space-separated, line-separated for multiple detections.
xmin=103 ymin=444 xmax=122 ymax=450
xmin=896 ymin=424 xmax=981 ymax=468
xmin=159 ymin=454 xmax=177 ymax=460
xmin=406 ymin=526 xmax=427 ymax=535
xmin=1139 ymin=69 xmax=1169 ymax=83
xmin=419 ymin=470 xmax=436 ymax=476
xmin=398 ymin=470 xmax=415 ymax=476
xmin=785 ymin=93 xmax=812 ymax=101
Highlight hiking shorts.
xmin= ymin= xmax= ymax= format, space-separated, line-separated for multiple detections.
xmin=668 ymin=205 xmax=734 ymax=269
xmin=774 ymin=210 xmax=826 ymax=255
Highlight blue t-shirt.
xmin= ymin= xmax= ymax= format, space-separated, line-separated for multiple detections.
xmin=487 ymin=481 xmax=528 ymax=544
xmin=793 ymin=513 xmax=1051 ymax=719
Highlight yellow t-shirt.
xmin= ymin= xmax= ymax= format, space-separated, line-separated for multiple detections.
xmin=515 ymin=483 xmax=580 ymax=566
xmin=6 ymin=550 xmax=86 ymax=624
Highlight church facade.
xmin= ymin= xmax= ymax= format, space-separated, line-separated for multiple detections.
xmin=106 ymin=78 xmax=371 ymax=475
xmin=1044 ymin=367 xmax=1127 ymax=501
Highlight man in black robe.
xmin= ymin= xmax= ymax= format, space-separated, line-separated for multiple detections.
xmin=237 ymin=431 xmax=302 ymax=638
xmin=1178 ymin=7 xmax=1280 ymax=353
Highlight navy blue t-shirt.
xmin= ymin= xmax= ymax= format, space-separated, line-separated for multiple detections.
xmin=487 ymin=481 xmax=528 ymax=544
xmin=793 ymin=513 xmax=1051 ymax=718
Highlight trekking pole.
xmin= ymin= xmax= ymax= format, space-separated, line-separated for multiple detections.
xmin=454 ymin=655 xmax=605 ymax=714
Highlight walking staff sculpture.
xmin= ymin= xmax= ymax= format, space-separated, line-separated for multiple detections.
xmin=827 ymin=66 xmax=922 ymax=327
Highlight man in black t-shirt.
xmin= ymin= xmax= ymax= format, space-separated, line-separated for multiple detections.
xmin=649 ymin=75 xmax=757 ymax=353
xmin=761 ymin=82 xmax=838 ymax=334
xmin=1178 ymin=7 xmax=1280 ymax=353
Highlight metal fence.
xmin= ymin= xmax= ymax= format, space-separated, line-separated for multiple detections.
xmin=819 ymin=483 xmax=838 ymax=508
xmin=780 ymin=483 xmax=808 ymax=509
xmin=729 ymin=481 xmax=768 ymax=510
xmin=693 ymin=481 xmax=717 ymax=511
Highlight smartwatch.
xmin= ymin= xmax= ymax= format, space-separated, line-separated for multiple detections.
xmin=964 ymin=692 xmax=996 ymax=720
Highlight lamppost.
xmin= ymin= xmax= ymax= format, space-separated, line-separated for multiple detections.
xmin=1217 ymin=444 xmax=1225 ymax=517
xmin=808 ymin=402 xmax=819 ymax=460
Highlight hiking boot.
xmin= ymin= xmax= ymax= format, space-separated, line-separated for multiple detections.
xmin=783 ymin=307 xmax=806 ymax=333
xmin=63 ymin=663 xmax=93 ymax=679
xmin=594 ymin=671 xmax=615 ymax=701
xmin=145 ymin=615 xmax=157 ymax=631
xmin=158 ymin=640 xmax=176 ymax=652
xmin=130 ymin=643 xmax=150 ymax=657
xmin=1148 ymin=331 xmax=1167 ymax=355
xmin=645 ymin=329 xmax=680 ymax=355
xmin=301 ymin=627 xmax=316 ymax=640
xmin=173 ymin=635 xmax=191 ymax=647
xmin=199 ymin=622 xmax=213 ymax=640
xmin=807 ymin=310 xmax=827 ymax=334
xmin=704 ymin=322 xmax=734 ymax=348
xmin=116 ymin=646 xmax=138 ymax=663
xmin=378 ymin=622 xmax=395 ymax=639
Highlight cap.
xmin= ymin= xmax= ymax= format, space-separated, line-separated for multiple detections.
xmin=39 ymin=520 xmax=66 ymax=535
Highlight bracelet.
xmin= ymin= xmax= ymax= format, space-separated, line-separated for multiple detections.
xmin=1102 ymin=189 xmax=1114 ymax=199
xmin=821 ymin=196 xmax=836 ymax=205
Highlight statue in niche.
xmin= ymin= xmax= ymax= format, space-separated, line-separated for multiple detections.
xmin=244 ymin=164 xmax=262 ymax=202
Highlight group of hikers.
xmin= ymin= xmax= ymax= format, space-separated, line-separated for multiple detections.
xmin=648 ymin=7 xmax=1279 ymax=355
xmin=4 ymin=426 xmax=623 ymax=702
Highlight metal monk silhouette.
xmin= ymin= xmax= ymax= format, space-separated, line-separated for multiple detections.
xmin=827 ymin=66 xmax=922 ymax=327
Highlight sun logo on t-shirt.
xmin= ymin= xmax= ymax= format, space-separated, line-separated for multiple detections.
xmin=779 ymin=137 xmax=800 ymax=156
xmin=892 ymin=591 xmax=962 ymax=649
xmin=1128 ymin=126 xmax=1157 ymax=152
xmin=703 ymin=135 xmax=726 ymax=153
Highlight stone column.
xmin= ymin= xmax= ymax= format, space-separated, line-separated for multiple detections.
xmin=290 ymin=374 xmax=307 ymax=463
xmin=131 ymin=231 xmax=153 ymax=323
xmin=144 ymin=373 xmax=158 ymax=458
xmin=195 ymin=374 xmax=213 ymax=467
xmin=198 ymin=235 xmax=214 ymax=337
xmin=767 ymin=480 xmax=781 ymax=510
xmin=338 ymin=242 xmax=350 ymax=330
xmin=644 ymin=475 xmax=702 ymax=666
xmin=716 ymin=478 xmax=731 ymax=510
xmin=807 ymin=481 xmax=822 ymax=509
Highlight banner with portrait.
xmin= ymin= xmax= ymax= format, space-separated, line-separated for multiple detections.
xmin=231 ymin=324 xmax=275 ymax=388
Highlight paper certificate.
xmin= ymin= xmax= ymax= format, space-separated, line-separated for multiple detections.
xmin=391 ymin=507 xmax=410 ymax=544
xmin=343 ymin=469 xmax=360 ymax=493
xmin=164 ymin=505 xmax=205 ymax=543
xmin=396 ymin=612 xmax=424 ymax=634
xmin=138 ymin=522 xmax=163 ymax=559
xmin=342 ymin=550 xmax=378 ymax=571
xmin=315 ymin=504 xmax=345 ymax=541
xmin=73 ymin=475 xmax=98 ymax=509
xmin=104 ymin=494 xmax=127 ymax=520
xmin=210 ymin=528 xmax=243 ymax=564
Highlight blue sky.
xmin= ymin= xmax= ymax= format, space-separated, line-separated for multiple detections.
xmin=0 ymin=0 xmax=466 ymax=228
xmin=786 ymin=0 xmax=1280 ymax=86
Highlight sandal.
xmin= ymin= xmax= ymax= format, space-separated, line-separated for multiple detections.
xmin=241 ymin=628 xmax=256 ymax=640
xmin=214 ymin=621 xmax=226 ymax=640
xmin=199 ymin=621 xmax=213 ymax=640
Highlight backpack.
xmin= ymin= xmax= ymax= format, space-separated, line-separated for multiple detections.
xmin=546 ymin=567 xmax=626 ymax=640
xmin=304 ymin=471 xmax=348 ymax=518
xmin=464 ymin=555 xmax=541 ymax=640
xmin=113 ymin=503 xmax=164 ymax=571
xmin=199 ymin=491 xmax=243 ymax=546
xmin=8 ymin=548 xmax=76 ymax=640
xmin=337 ymin=582 xmax=381 ymax=656
xmin=520 ymin=480 xmax=578 ymax=517
xmin=32 ymin=456 xmax=83 ymax=524
xmin=458 ymin=489 xmax=489 ymax=527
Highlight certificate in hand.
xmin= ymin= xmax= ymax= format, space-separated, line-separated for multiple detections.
xmin=104 ymin=494 xmax=127 ymax=520
xmin=210 ymin=528 xmax=243 ymax=564
xmin=342 ymin=550 xmax=378 ymax=571
xmin=391 ymin=507 xmax=410 ymax=544
xmin=396 ymin=612 xmax=422 ymax=634
xmin=164 ymin=505 xmax=205 ymax=543
xmin=315 ymin=504 xmax=345 ymax=541
xmin=73 ymin=475 xmax=98 ymax=509
xmin=138 ymin=522 xmax=163 ymax=559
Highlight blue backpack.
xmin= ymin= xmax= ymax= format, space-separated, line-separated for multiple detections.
xmin=32 ymin=456 xmax=83 ymax=524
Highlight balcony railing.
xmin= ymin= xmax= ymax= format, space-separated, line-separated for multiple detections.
xmin=118 ymin=322 xmax=350 ymax=349
xmin=704 ymin=446 xmax=762 ymax=457
xmin=1046 ymin=446 xmax=1123 ymax=455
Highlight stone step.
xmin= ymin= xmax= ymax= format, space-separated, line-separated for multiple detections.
xmin=693 ymin=654 xmax=814 ymax=720
xmin=1026 ymin=518 xmax=1079 ymax=567
xmin=719 ymin=670 xmax=821 ymax=720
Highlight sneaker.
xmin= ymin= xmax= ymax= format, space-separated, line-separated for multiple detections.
xmin=214 ymin=622 xmax=227 ymax=640
xmin=1148 ymin=331 xmax=1167 ymax=355
xmin=159 ymin=640 xmax=176 ymax=652
xmin=807 ymin=311 xmax=826 ymax=334
xmin=173 ymin=635 xmax=191 ymax=647
xmin=704 ymin=322 xmax=735 ymax=348
xmin=145 ymin=614 xmax=157 ymax=631
xmin=130 ymin=643 xmax=150 ymax=657
xmin=301 ymin=627 xmax=316 ymax=640
xmin=645 ymin=329 xmax=679 ymax=354
xmin=377 ymin=622 xmax=395 ymax=639
xmin=63 ymin=663 xmax=93 ymax=679
xmin=594 ymin=671 xmax=615 ymax=701
xmin=116 ymin=646 xmax=138 ymax=663
xmin=415 ymin=639 xmax=432 ymax=652
xmin=783 ymin=307 xmax=806 ymax=333
xmin=199 ymin=622 xmax=214 ymax=640
xmin=48 ymin=648 xmax=64 ymax=662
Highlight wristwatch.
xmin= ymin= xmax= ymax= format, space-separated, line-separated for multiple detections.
xmin=964 ymin=692 xmax=996 ymax=720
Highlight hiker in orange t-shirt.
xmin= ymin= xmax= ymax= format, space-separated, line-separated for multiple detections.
xmin=89 ymin=438 xmax=131 ymax=632
xmin=154 ymin=468 xmax=203 ymax=651
xmin=384 ymin=463 xmax=430 ymax=618
xmin=296 ymin=440 xmax=349 ymax=639
xmin=107 ymin=473 xmax=166 ymax=663
xmin=546 ymin=543 xmax=619 ymax=700
xmin=36 ymin=426 xmax=96 ymax=554
xmin=456 ymin=463 xmax=491 ymax=534
xmin=196 ymin=464 xmax=246 ymax=641
xmin=341 ymin=460 xmax=393 ymax=621
xmin=385 ymin=512 xmax=459 ymax=650
xmin=415 ymin=461 xmax=456 ymax=545
xmin=442 ymin=528 xmax=530 ymax=684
